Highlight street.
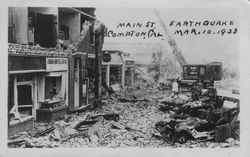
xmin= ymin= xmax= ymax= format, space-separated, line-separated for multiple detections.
xmin=8 ymin=80 xmax=239 ymax=148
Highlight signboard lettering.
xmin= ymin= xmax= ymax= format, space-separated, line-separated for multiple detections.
xmin=46 ymin=58 xmax=68 ymax=71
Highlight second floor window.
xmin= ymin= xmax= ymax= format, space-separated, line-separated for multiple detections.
xmin=59 ymin=25 xmax=69 ymax=40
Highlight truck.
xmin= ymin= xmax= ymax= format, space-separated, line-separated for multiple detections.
xmin=153 ymin=9 xmax=223 ymax=89
xmin=181 ymin=62 xmax=223 ymax=89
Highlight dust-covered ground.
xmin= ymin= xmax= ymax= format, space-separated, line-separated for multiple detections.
xmin=8 ymin=81 xmax=240 ymax=148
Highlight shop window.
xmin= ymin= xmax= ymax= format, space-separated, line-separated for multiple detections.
xmin=9 ymin=74 xmax=34 ymax=124
xmin=40 ymin=72 xmax=66 ymax=109
xmin=45 ymin=76 xmax=62 ymax=100
xmin=18 ymin=85 xmax=32 ymax=105
xmin=17 ymin=85 xmax=33 ymax=115
xmin=16 ymin=74 xmax=33 ymax=116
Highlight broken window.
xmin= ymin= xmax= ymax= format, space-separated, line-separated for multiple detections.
xmin=41 ymin=72 xmax=67 ymax=109
xmin=9 ymin=74 xmax=34 ymax=123
xmin=16 ymin=74 xmax=33 ymax=116
xmin=32 ymin=13 xmax=57 ymax=48
xmin=45 ymin=75 xmax=62 ymax=100
xmin=17 ymin=85 xmax=33 ymax=115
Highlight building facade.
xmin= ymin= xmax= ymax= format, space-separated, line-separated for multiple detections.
xmin=8 ymin=44 xmax=69 ymax=135
xmin=8 ymin=7 xmax=105 ymax=136
xmin=101 ymin=50 xmax=135 ymax=93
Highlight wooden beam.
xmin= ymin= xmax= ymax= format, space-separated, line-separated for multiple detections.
xmin=9 ymin=69 xmax=46 ymax=74
xmin=70 ymin=8 xmax=97 ymax=20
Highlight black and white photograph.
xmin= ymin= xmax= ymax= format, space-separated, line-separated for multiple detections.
xmin=0 ymin=0 xmax=250 ymax=156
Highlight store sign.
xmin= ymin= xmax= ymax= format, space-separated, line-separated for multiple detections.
xmin=46 ymin=58 xmax=68 ymax=71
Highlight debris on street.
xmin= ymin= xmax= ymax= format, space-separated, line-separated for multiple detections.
xmin=7 ymin=7 xmax=240 ymax=150
xmin=8 ymin=79 xmax=240 ymax=148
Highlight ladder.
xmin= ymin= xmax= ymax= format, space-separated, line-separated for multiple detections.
xmin=153 ymin=9 xmax=187 ymax=67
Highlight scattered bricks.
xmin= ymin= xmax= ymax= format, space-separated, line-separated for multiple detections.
xmin=53 ymin=123 xmax=69 ymax=140
xmin=90 ymin=113 xmax=119 ymax=122
xmin=110 ymin=122 xmax=126 ymax=130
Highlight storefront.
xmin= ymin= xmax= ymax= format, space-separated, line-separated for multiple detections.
xmin=8 ymin=44 xmax=69 ymax=136
xmin=68 ymin=52 xmax=88 ymax=111
xmin=8 ymin=7 xmax=106 ymax=136
xmin=86 ymin=53 xmax=102 ymax=104
xmin=36 ymin=57 xmax=69 ymax=122
xmin=102 ymin=51 xmax=125 ymax=91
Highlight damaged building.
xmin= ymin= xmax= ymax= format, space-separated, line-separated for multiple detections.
xmin=101 ymin=50 xmax=135 ymax=93
xmin=8 ymin=7 xmax=106 ymax=136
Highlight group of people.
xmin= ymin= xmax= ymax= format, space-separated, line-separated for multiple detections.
xmin=171 ymin=78 xmax=204 ymax=101
xmin=191 ymin=80 xmax=203 ymax=101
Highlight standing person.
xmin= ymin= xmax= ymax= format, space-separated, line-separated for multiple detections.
xmin=172 ymin=79 xmax=179 ymax=96
xmin=191 ymin=83 xmax=199 ymax=101
xmin=177 ymin=77 xmax=181 ymax=92
xmin=197 ymin=79 xmax=203 ymax=92
xmin=210 ymin=78 xmax=214 ymax=87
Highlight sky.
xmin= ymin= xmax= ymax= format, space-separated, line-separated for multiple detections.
xmin=95 ymin=8 xmax=239 ymax=72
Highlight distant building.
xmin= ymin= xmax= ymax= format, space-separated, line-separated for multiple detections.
xmin=101 ymin=50 xmax=135 ymax=92
xmin=103 ymin=42 xmax=173 ymax=80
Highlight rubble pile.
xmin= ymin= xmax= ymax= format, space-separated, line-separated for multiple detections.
xmin=8 ymin=43 xmax=72 ymax=56
xmin=155 ymin=90 xmax=240 ymax=145
xmin=8 ymin=81 xmax=240 ymax=148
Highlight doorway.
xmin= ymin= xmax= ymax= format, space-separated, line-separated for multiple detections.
xmin=74 ymin=58 xmax=80 ymax=108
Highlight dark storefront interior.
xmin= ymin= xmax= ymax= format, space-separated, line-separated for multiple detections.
xmin=28 ymin=9 xmax=57 ymax=47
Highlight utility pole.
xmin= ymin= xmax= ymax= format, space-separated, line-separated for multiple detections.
xmin=93 ymin=21 xmax=106 ymax=107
